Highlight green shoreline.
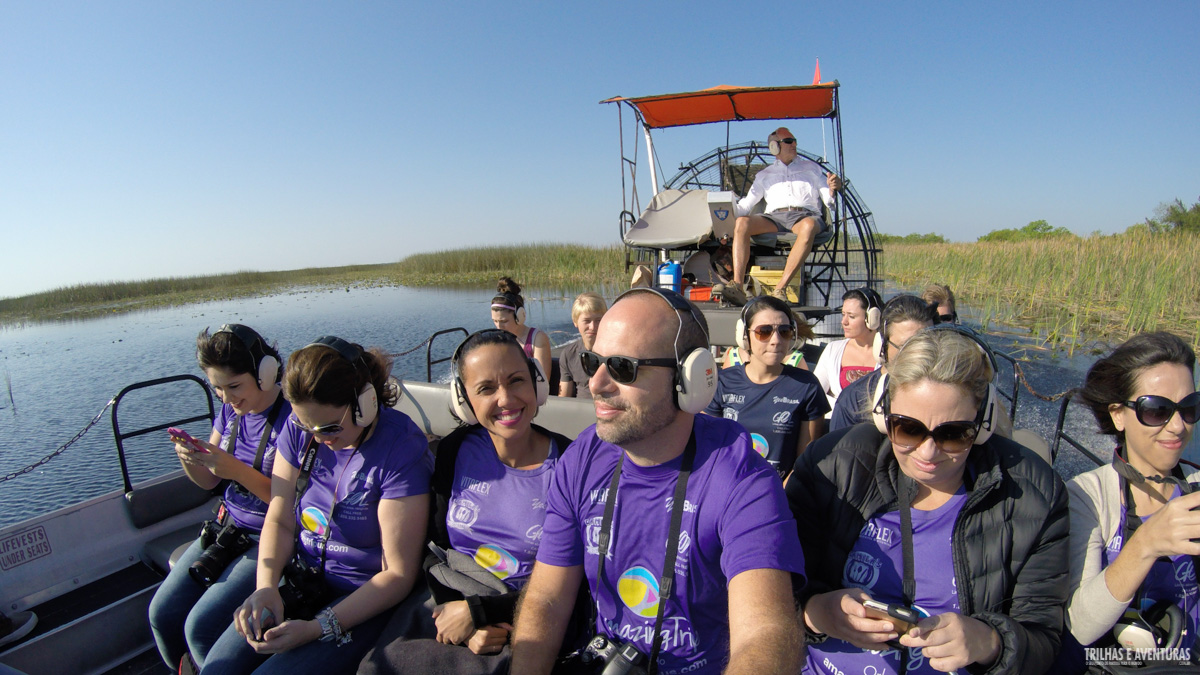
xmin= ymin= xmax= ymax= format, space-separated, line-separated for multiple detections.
xmin=4 ymin=239 xmax=1197 ymax=350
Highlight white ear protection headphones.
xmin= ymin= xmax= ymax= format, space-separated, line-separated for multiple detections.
xmin=870 ymin=324 xmax=999 ymax=447
xmin=449 ymin=330 xmax=549 ymax=426
xmin=614 ymin=288 xmax=717 ymax=414
xmin=767 ymin=132 xmax=782 ymax=156
xmin=214 ymin=323 xmax=280 ymax=392
xmin=491 ymin=293 xmax=526 ymax=325
xmin=736 ymin=297 xmax=798 ymax=355
xmin=305 ymin=336 xmax=379 ymax=428
xmin=847 ymin=288 xmax=883 ymax=332
xmin=1112 ymin=601 xmax=1185 ymax=650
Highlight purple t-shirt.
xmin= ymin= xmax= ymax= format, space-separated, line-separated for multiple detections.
xmin=446 ymin=426 xmax=561 ymax=590
xmin=805 ymin=489 xmax=967 ymax=675
xmin=538 ymin=414 xmax=806 ymax=675
xmin=277 ymin=407 xmax=432 ymax=594
xmin=212 ymin=397 xmax=291 ymax=531
xmin=1101 ymin=487 xmax=1200 ymax=649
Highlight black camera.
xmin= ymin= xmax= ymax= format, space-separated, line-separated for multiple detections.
xmin=278 ymin=556 xmax=331 ymax=621
xmin=582 ymin=635 xmax=648 ymax=675
xmin=189 ymin=521 xmax=254 ymax=587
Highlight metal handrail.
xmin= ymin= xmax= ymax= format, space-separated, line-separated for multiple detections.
xmin=993 ymin=351 xmax=1021 ymax=421
xmin=1049 ymin=387 xmax=1105 ymax=465
xmin=425 ymin=328 xmax=469 ymax=383
xmin=111 ymin=374 xmax=214 ymax=494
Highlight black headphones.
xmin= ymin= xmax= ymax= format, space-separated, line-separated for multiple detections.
xmin=613 ymin=288 xmax=717 ymax=414
xmin=449 ymin=330 xmax=549 ymax=425
xmin=213 ymin=324 xmax=280 ymax=392
xmin=304 ymin=336 xmax=379 ymax=428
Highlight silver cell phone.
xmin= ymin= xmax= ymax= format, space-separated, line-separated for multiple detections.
xmin=862 ymin=599 xmax=920 ymax=634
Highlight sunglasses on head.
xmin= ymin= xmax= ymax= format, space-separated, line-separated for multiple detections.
xmin=580 ymin=350 xmax=676 ymax=385
xmin=885 ymin=414 xmax=979 ymax=453
xmin=750 ymin=324 xmax=796 ymax=342
xmin=290 ymin=406 xmax=350 ymax=437
xmin=1122 ymin=392 xmax=1200 ymax=427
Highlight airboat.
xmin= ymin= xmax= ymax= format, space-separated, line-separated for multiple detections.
xmin=600 ymin=82 xmax=881 ymax=342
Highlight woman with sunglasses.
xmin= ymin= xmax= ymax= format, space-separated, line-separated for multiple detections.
xmin=813 ymin=288 xmax=884 ymax=416
xmin=787 ymin=328 xmax=1069 ymax=674
xmin=705 ymin=296 xmax=828 ymax=477
xmin=1063 ymin=332 xmax=1200 ymax=665
xmin=203 ymin=337 xmax=431 ymax=674
xmin=150 ymin=325 xmax=290 ymax=672
xmin=359 ymin=330 xmax=574 ymax=674
xmin=490 ymin=277 xmax=552 ymax=382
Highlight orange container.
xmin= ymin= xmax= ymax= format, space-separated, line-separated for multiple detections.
xmin=687 ymin=285 xmax=713 ymax=302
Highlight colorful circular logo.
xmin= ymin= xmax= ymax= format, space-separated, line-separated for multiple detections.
xmin=751 ymin=433 xmax=769 ymax=458
xmin=618 ymin=566 xmax=661 ymax=618
xmin=475 ymin=544 xmax=520 ymax=580
xmin=300 ymin=507 xmax=329 ymax=536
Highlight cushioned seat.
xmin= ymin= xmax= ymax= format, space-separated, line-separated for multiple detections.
xmin=144 ymin=526 xmax=202 ymax=574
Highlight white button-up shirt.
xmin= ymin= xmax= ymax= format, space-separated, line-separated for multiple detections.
xmin=735 ymin=158 xmax=832 ymax=217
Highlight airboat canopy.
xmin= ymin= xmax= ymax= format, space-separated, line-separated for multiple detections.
xmin=600 ymin=82 xmax=839 ymax=129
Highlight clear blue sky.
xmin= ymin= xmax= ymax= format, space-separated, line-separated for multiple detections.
xmin=3 ymin=1 xmax=1197 ymax=299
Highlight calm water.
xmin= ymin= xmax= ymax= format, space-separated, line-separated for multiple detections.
xmin=0 ymin=285 xmax=580 ymax=528
xmin=0 ymin=285 xmax=1196 ymax=529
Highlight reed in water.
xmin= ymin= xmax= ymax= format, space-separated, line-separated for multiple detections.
xmin=882 ymin=230 xmax=1200 ymax=350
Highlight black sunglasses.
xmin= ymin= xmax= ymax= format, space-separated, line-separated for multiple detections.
xmin=781 ymin=137 xmax=796 ymax=145
xmin=749 ymin=324 xmax=796 ymax=342
xmin=939 ymin=313 xmax=958 ymax=322
xmin=1121 ymin=392 xmax=1200 ymax=427
xmin=885 ymin=414 xmax=979 ymax=454
xmin=580 ymin=350 xmax=676 ymax=385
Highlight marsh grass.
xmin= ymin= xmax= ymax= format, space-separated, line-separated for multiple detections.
xmin=0 ymin=244 xmax=627 ymax=325
xmin=881 ymin=231 xmax=1200 ymax=351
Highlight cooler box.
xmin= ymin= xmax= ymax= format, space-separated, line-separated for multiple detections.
xmin=747 ymin=266 xmax=801 ymax=303
xmin=707 ymin=191 xmax=737 ymax=240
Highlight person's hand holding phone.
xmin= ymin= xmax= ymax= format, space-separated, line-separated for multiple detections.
xmin=898 ymin=612 xmax=1002 ymax=672
xmin=803 ymin=589 xmax=900 ymax=649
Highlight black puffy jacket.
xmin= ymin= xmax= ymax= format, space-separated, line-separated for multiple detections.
xmin=786 ymin=423 xmax=1069 ymax=675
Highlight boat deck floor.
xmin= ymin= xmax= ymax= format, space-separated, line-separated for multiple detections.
xmin=24 ymin=563 xmax=163 ymax=639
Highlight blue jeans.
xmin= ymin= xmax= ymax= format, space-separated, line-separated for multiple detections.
xmin=200 ymin=596 xmax=395 ymax=675
xmin=148 ymin=537 xmax=260 ymax=670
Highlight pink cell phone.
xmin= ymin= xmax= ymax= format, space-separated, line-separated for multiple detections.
xmin=168 ymin=427 xmax=209 ymax=453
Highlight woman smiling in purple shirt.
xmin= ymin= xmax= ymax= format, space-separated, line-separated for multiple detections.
xmin=203 ymin=337 xmax=431 ymax=674
xmin=359 ymin=329 xmax=572 ymax=674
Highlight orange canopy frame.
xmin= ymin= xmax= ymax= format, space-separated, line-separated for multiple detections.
xmin=600 ymin=82 xmax=838 ymax=129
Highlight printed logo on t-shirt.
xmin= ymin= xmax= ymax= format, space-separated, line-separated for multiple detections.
xmin=663 ymin=498 xmax=697 ymax=513
xmin=447 ymin=497 xmax=480 ymax=530
xmin=585 ymin=516 xmax=604 ymax=555
xmin=1178 ymin=559 xmax=1197 ymax=586
xmin=300 ymin=506 xmax=329 ymax=536
xmin=722 ymin=393 xmax=746 ymax=405
xmin=750 ymin=433 xmax=769 ymax=458
xmin=772 ymin=411 xmax=792 ymax=425
xmin=843 ymin=549 xmax=882 ymax=590
xmin=772 ymin=396 xmax=800 ymax=405
xmin=531 ymin=498 xmax=547 ymax=511
xmin=458 ymin=476 xmax=491 ymax=495
xmin=618 ymin=566 xmax=661 ymax=617
xmin=475 ymin=544 xmax=520 ymax=580
xmin=722 ymin=408 xmax=739 ymax=422
xmin=525 ymin=524 xmax=543 ymax=543
xmin=862 ymin=520 xmax=896 ymax=546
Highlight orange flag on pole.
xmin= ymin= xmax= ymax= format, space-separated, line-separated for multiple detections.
xmin=813 ymin=59 xmax=821 ymax=85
